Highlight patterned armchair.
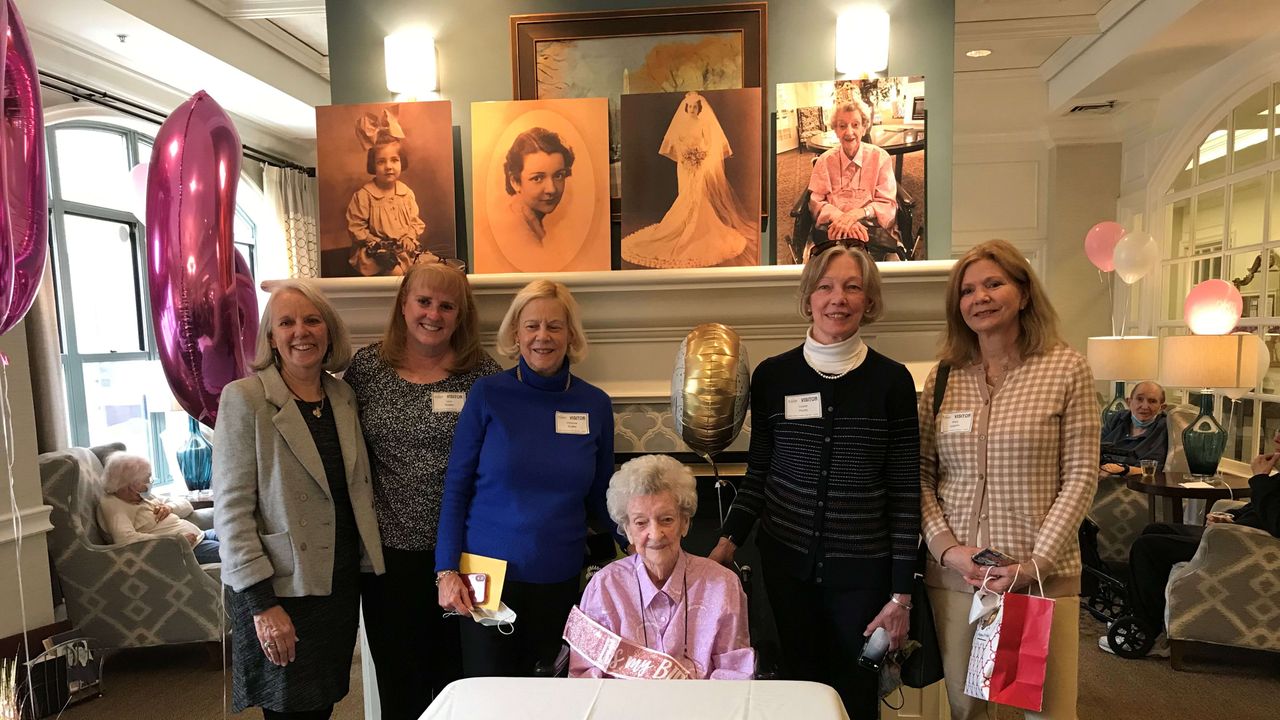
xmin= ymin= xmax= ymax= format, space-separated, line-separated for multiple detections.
xmin=1165 ymin=499 xmax=1280 ymax=669
xmin=39 ymin=443 xmax=225 ymax=649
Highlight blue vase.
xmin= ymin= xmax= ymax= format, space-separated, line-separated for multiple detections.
xmin=1182 ymin=392 xmax=1226 ymax=478
xmin=177 ymin=417 xmax=213 ymax=491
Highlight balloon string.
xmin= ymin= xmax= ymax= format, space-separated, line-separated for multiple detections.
xmin=1 ymin=355 xmax=33 ymax=702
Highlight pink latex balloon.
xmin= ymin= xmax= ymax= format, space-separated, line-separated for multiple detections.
xmin=1184 ymin=279 xmax=1243 ymax=335
xmin=0 ymin=0 xmax=49 ymax=336
xmin=1084 ymin=221 xmax=1125 ymax=272
xmin=147 ymin=91 xmax=253 ymax=426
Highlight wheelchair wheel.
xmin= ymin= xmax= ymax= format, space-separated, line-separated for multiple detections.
xmin=1107 ymin=615 xmax=1155 ymax=659
xmin=1085 ymin=581 xmax=1126 ymax=623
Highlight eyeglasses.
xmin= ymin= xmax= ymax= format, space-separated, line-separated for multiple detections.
xmin=807 ymin=237 xmax=863 ymax=261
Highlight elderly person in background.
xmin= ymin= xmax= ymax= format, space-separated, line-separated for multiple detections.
xmin=1100 ymin=381 xmax=1168 ymax=475
xmin=709 ymin=242 xmax=919 ymax=718
xmin=346 ymin=263 xmax=501 ymax=719
xmin=919 ymin=239 xmax=1098 ymax=719
xmin=806 ymin=97 xmax=897 ymax=249
xmin=567 ymin=454 xmax=753 ymax=680
xmin=436 ymin=280 xmax=619 ymax=678
xmin=215 ymin=280 xmax=385 ymax=720
xmin=97 ymin=452 xmax=220 ymax=564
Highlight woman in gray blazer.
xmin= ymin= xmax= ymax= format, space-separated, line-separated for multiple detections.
xmin=214 ymin=280 xmax=385 ymax=720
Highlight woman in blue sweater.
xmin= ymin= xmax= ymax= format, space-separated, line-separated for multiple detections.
xmin=436 ymin=279 xmax=616 ymax=677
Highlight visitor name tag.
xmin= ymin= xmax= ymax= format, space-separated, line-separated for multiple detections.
xmin=432 ymin=392 xmax=467 ymax=413
xmin=555 ymin=412 xmax=590 ymax=435
xmin=784 ymin=393 xmax=822 ymax=420
xmin=940 ymin=411 xmax=974 ymax=434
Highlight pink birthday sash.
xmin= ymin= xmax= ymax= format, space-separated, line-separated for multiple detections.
xmin=563 ymin=605 xmax=693 ymax=680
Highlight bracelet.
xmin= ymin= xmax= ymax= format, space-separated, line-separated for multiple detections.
xmin=889 ymin=595 xmax=913 ymax=611
xmin=434 ymin=570 xmax=458 ymax=587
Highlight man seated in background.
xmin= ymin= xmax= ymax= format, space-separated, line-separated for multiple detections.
xmin=1101 ymin=433 xmax=1280 ymax=658
xmin=1100 ymin=381 xmax=1168 ymax=475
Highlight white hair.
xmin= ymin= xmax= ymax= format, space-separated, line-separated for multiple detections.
xmin=605 ymin=455 xmax=698 ymax=529
xmin=100 ymin=453 xmax=152 ymax=495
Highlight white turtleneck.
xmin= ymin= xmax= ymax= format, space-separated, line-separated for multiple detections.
xmin=803 ymin=328 xmax=868 ymax=378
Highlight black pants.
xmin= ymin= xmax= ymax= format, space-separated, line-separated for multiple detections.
xmin=460 ymin=577 xmax=579 ymax=677
xmin=762 ymin=561 xmax=884 ymax=720
xmin=360 ymin=547 xmax=462 ymax=720
xmin=263 ymin=708 xmax=331 ymax=720
xmin=1127 ymin=522 xmax=1203 ymax=631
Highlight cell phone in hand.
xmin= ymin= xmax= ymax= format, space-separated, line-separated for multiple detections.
xmin=857 ymin=627 xmax=890 ymax=672
xmin=465 ymin=573 xmax=488 ymax=605
xmin=972 ymin=547 xmax=1018 ymax=567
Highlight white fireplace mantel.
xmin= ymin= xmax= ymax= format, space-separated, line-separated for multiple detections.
xmin=268 ymin=260 xmax=954 ymax=402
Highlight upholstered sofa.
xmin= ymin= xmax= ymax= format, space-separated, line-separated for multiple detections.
xmin=1165 ymin=499 xmax=1280 ymax=669
xmin=39 ymin=442 xmax=225 ymax=649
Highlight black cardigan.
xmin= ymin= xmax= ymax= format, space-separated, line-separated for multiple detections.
xmin=722 ymin=345 xmax=920 ymax=593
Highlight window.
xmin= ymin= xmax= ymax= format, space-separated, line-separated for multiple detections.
xmin=47 ymin=121 xmax=264 ymax=488
xmin=1158 ymin=83 xmax=1280 ymax=460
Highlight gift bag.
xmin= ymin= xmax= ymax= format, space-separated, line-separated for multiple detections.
xmin=963 ymin=600 xmax=1002 ymax=702
xmin=988 ymin=590 xmax=1054 ymax=712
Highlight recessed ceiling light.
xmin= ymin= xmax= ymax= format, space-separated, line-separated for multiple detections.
xmin=965 ymin=49 xmax=992 ymax=58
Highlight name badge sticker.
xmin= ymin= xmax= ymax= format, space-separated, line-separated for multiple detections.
xmin=556 ymin=411 xmax=590 ymax=435
xmin=941 ymin=411 xmax=974 ymax=434
xmin=784 ymin=393 xmax=823 ymax=420
xmin=432 ymin=392 xmax=467 ymax=413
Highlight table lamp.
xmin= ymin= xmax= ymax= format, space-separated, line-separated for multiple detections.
xmin=1087 ymin=336 xmax=1159 ymax=426
xmin=1159 ymin=334 xmax=1260 ymax=477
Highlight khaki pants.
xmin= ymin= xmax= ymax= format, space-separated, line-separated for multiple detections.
xmin=927 ymin=586 xmax=1080 ymax=720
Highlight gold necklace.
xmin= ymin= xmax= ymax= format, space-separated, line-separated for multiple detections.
xmin=516 ymin=364 xmax=571 ymax=391
xmin=282 ymin=376 xmax=326 ymax=418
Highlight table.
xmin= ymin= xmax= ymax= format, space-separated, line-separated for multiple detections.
xmin=420 ymin=677 xmax=849 ymax=720
xmin=804 ymin=126 xmax=925 ymax=180
xmin=1124 ymin=470 xmax=1253 ymax=523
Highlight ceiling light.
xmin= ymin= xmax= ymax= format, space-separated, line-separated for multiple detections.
xmin=965 ymin=49 xmax=992 ymax=58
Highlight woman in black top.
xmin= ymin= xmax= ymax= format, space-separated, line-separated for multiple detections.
xmin=710 ymin=243 xmax=919 ymax=719
xmin=345 ymin=263 xmax=500 ymax=719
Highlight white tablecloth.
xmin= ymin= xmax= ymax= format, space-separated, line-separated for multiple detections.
xmin=420 ymin=677 xmax=849 ymax=720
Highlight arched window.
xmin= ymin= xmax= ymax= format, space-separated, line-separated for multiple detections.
xmin=47 ymin=119 xmax=274 ymax=488
xmin=1158 ymin=83 xmax=1280 ymax=461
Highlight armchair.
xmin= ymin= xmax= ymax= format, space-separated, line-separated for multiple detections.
xmin=39 ymin=443 xmax=225 ymax=649
xmin=1165 ymin=499 xmax=1280 ymax=669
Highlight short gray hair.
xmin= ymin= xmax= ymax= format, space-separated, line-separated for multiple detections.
xmin=101 ymin=452 xmax=152 ymax=495
xmin=605 ymin=455 xmax=698 ymax=529
xmin=495 ymin=280 xmax=588 ymax=364
xmin=250 ymin=280 xmax=352 ymax=373
xmin=829 ymin=98 xmax=872 ymax=128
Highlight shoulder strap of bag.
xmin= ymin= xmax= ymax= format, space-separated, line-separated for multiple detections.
xmin=932 ymin=363 xmax=951 ymax=418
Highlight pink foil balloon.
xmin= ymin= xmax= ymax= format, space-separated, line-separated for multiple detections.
xmin=1184 ymin=279 xmax=1243 ymax=335
xmin=0 ymin=0 xmax=49 ymax=336
xmin=1084 ymin=221 xmax=1125 ymax=273
xmin=147 ymin=91 xmax=253 ymax=426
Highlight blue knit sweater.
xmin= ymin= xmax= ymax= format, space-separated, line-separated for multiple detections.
xmin=435 ymin=357 xmax=615 ymax=583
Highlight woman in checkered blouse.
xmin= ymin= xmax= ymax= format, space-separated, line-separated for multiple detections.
xmin=919 ymin=239 xmax=1100 ymax=719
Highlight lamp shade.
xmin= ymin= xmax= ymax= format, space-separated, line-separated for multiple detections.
xmin=1159 ymin=334 xmax=1260 ymax=389
xmin=1087 ymin=336 xmax=1159 ymax=380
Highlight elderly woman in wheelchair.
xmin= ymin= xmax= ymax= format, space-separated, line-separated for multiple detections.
xmin=565 ymin=454 xmax=754 ymax=679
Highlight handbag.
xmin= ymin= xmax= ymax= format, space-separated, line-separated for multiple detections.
xmin=898 ymin=363 xmax=951 ymax=689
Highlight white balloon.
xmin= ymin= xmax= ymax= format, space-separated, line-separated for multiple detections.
xmin=129 ymin=162 xmax=149 ymax=224
xmin=1112 ymin=231 xmax=1160 ymax=284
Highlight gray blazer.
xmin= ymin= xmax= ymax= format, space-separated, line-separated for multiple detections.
xmin=214 ymin=365 xmax=385 ymax=596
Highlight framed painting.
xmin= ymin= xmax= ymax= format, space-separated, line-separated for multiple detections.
xmin=511 ymin=3 xmax=766 ymax=217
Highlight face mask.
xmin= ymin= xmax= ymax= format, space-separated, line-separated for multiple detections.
xmin=471 ymin=602 xmax=517 ymax=635
xmin=1131 ymin=413 xmax=1156 ymax=429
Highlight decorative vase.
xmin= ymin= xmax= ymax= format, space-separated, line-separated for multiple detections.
xmin=1182 ymin=392 xmax=1226 ymax=478
xmin=1100 ymin=380 xmax=1127 ymax=427
xmin=176 ymin=417 xmax=213 ymax=492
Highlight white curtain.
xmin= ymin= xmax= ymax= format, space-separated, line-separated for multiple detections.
xmin=263 ymin=164 xmax=320 ymax=278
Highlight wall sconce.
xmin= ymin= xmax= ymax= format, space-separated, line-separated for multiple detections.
xmin=385 ymin=29 xmax=437 ymax=97
xmin=835 ymin=7 xmax=889 ymax=77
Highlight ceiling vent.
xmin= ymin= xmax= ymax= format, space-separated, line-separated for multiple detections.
xmin=1067 ymin=101 xmax=1118 ymax=115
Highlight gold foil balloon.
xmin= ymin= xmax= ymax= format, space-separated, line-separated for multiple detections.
xmin=672 ymin=323 xmax=750 ymax=458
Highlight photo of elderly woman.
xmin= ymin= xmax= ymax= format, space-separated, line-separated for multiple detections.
xmin=471 ymin=98 xmax=611 ymax=273
xmin=316 ymin=100 xmax=459 ymax=277
xmin=774 ymin=78 xmax=925 ymax=264
xmin=620 ymin=89 xmax=761 ymax=269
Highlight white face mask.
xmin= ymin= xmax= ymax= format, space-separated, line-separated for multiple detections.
xmin=470 ymin=602 xmax=517 ymax=635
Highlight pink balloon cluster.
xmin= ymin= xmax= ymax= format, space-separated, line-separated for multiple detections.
xmin=1084 ymin=221 xmax=1158 ymax=284
xmin=0 ymin=0 xmax=48 ymax=338
xmin=147 ymin=91 xmax=258 ymax=426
